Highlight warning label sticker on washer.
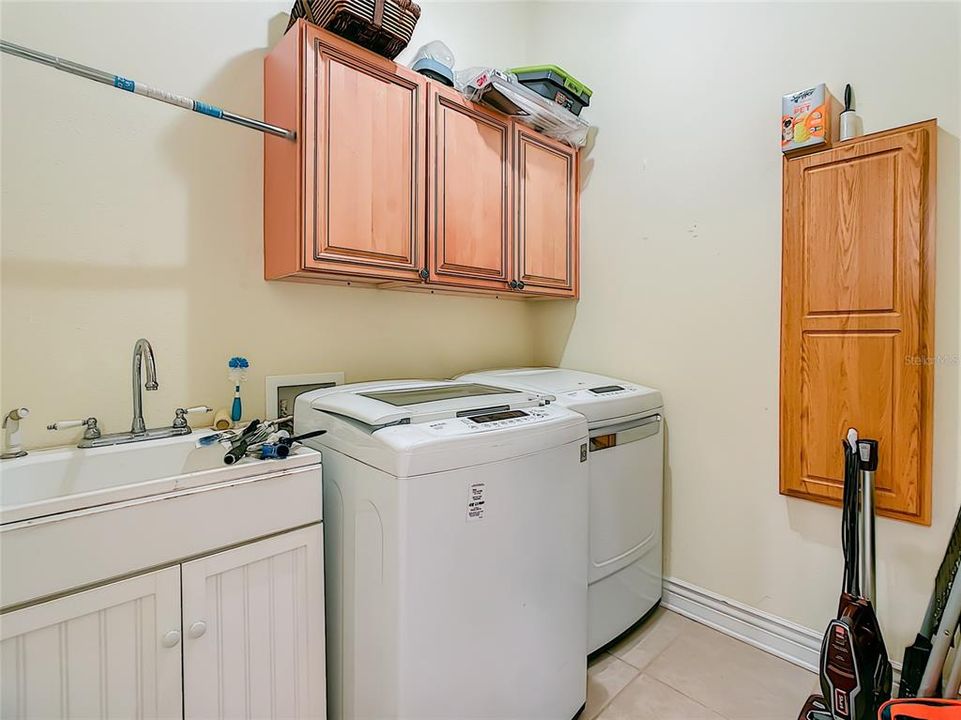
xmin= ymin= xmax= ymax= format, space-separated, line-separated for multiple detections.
xmin=466 ymin=482 xmax=486 ymax=522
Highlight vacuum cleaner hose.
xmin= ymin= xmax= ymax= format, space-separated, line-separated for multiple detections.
xmin=842 ymin=440 xmax=861 ymax=597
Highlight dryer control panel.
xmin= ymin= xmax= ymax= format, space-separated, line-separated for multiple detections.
xmin=563 ymin=385 xmax=641 ymax=400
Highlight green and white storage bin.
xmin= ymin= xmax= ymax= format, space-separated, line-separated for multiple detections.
xmin=509 ymin=65 xmax=592 ymax=116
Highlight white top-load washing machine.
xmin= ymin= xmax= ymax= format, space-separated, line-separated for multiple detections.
xmin=458 ymin=368 xmax=664 ymax=653
xmin=294 ymin=379 xmax=590 ymax=720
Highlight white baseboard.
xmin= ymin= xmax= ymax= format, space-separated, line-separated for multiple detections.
xmin=662 ymin=576 xmax=902 ymax=683
xmin=662 ymin=576 xmax=822 ymax=672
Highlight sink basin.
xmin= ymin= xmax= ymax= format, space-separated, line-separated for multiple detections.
xmin=0 ymin=430 xmax=319 ymax=525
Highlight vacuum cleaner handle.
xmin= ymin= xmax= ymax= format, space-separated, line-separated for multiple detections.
xmin=859 ymin=439 xmax=879 ymax=603
xmin=858 ymin=440 xmax=879 ymax=471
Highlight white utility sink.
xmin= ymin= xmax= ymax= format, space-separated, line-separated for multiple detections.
xmin=0 ymin=430 xmax=319 ymax=525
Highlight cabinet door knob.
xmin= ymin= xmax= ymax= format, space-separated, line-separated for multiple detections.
xmin=188 ymin=621 xmax=208 ymax=639
xmin=162 ymin=630 xmax=182 ymax=648
xmin=419 ymin=268 xmax=429 ymax=281
xmin=509 ymin=280 xmax=519 ymax=290
xmin=516 ymin=281 xmax=526 ymax=290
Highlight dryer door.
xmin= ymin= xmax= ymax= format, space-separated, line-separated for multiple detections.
xmin=587 ymin=414 xmax=663 ymax=585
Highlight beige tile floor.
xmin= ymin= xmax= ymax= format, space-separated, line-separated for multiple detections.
xmin=586 ymin=608 xmax=819 ymax=720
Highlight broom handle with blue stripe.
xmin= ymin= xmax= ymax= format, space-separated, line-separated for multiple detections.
xmin=1 ymin=39 xmax=296 ymax=140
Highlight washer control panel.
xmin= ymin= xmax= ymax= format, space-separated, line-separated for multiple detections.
xmin=424 ymin=408 xmax=553 ymax=435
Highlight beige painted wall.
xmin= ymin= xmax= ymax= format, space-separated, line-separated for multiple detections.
xmin=0 ymin=1 xmax=538 ymax=450
xmin=531 ymin=2 xmax=961 ymax=653
xmin=4 ymin=0 xmax=960 ymax=663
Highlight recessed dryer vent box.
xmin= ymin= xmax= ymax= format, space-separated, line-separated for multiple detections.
xmin=265 ymin=372 xmax=345 ymax=420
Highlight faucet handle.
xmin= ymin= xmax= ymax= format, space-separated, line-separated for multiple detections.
xmin=173 ymin=406 xmax=212 ymax=429
xmin=47 ymin=419 xmax=84 ymax=431
xmin=47 ymin=417 xmax=101 ymax=440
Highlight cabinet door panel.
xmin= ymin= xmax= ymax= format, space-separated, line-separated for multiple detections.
xmin=514 ymin=125 xmax=578 ymax=297
xmin=428 ymin=87 xmax=511 ymax=289
xmin=781 ymin=121 xmax=936 ymax=523
xmin=305 ymin=31 xmax=425 ymax=281
xmin=804 ymin=152 xmax=898 ymax=313
xmin=182 ymin=525 xmax=325 ymax=720
xmin=0 ymin=567 xmax=182 ymax=720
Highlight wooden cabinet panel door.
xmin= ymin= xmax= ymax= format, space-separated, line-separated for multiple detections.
xmin=304 ymin=29 xmax=426 ymax=281
xmin=780 ymin=120 xmax=936 ymax=523
xmin=0 ymin=567 xmax=182 ymax=720
xmin=427 ymin=86 xmax=512 ymax=290
xmin=182 ymin=525 xmax=325 ymax=720
xmin=514 ymin=124 xmax=578 ymax=297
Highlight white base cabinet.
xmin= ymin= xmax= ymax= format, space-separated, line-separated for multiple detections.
xmin=0 ymin=566 xmax=183 ymax=719
xmin=1 ymin=524 xmax=325 ymax=720
xmin=183 ymin=525 xmax=325 ymax=719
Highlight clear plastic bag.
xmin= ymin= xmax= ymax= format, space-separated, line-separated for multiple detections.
xmin=455 ymin=67 xmax=590 ymax=148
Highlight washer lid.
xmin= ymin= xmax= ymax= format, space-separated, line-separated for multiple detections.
xmin=457 ymin=368 xmax=662 ymax=424
xmin=301 ymin=379 xmax=547 ymax=428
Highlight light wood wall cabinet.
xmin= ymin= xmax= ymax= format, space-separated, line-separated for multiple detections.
xmin=265 ymin=22 xmax=579 ymax=299
xmin=427 ymin=85 xmax=512 ymax=291
xmin=265 ymin=22 xmax=426 ymax=284
xmin=514 ymin=124 xmax=578 ymax=297
xmin=780 ymin=120 xmax=937 ymax=524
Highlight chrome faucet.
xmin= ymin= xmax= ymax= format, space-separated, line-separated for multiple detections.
xmin=131 ymin=338 xmax=159 ymax=434
xmin=44 ymin=338 xmax=211 ymax=448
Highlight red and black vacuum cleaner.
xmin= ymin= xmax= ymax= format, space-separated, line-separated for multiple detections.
xmin=800 ymin=430 xmax=893 ymax=720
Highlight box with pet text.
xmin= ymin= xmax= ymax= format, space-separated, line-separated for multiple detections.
xmin=781 ymin=84 xmax=836 ymax=153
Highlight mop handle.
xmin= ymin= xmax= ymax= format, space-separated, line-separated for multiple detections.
xmin=919 ymin=573 xmax=961 ymax=696
xmin=1 ymin=39 xmax=296 ymax=140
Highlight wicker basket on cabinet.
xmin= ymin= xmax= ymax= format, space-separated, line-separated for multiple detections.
xmin=287 ymin=0 xmax=421 ymax=59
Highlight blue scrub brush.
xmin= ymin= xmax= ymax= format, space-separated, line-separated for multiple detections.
xmin=228 ymin=356 xmax=249 ymax=422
